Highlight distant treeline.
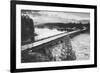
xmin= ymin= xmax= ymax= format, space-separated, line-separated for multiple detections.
xmin=35 ymin=22 xmax=90 ymax=32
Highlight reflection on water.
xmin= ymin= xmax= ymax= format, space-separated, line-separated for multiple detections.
xmin=34 ymin=27 xmax=66 ymax=41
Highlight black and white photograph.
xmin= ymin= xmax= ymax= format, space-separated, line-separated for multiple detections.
xmin=21 ymin=10 xmax=90 ymax=62
xmin=11 ymin=1 xmax=97 ymax=72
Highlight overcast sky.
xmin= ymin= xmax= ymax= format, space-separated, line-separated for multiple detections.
xmin=22 ymin=10 xmax=90 ymax=24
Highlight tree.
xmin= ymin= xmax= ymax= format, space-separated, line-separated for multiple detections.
xmin=21 ymin=15 xmax=34 ymax=45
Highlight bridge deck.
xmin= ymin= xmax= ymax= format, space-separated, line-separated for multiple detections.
xmin=21 ymin=29 xmax=84 ymax=51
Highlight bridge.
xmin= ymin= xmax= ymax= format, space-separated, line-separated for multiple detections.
xmin=21 ymin=29 xmax=86 ymax=62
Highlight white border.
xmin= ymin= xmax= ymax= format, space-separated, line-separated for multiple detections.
xmin=16 ymin=4 xmax=94 ymax=69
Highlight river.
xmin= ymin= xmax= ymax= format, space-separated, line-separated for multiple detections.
xmin=34 ymin=27 xmax=90 ymax=60
xmin=22 ymin=27 xmax=90 ymax=62
xmin=71 ymin=33 xmax=90 ymax=60
xmin=34 ymin=27 xmax=66 ymax=41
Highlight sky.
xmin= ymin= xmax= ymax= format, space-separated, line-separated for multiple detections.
xmin=22 ymin=10 xmax=90 ymax=25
